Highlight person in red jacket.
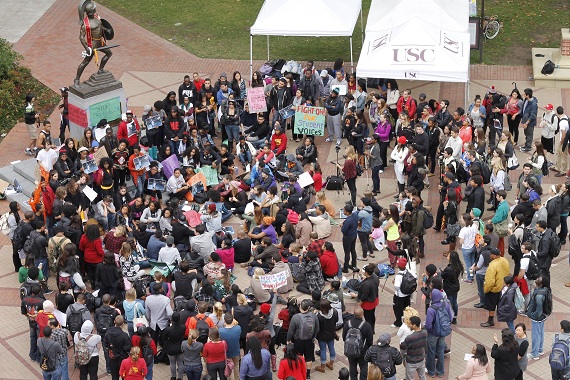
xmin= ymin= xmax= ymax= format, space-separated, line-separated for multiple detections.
xmin=117 ymin=110 xmax=140 ymax=149
xmin=278 ymin=343 xmax=307 ymax=380
xmin=36 ymin=300 xmax=55 ymax=338
xmin=79 ymin=224 xmax=105 ymax=287
xmin=120 ymin=346 xmax=148 ymax=380
xmin=396 ymin=89 xmax=417 ymax=119
xmin=127 ymin=145 xmax=147 ymax=197
xmin=319 ymin=242 xmax=340 ymax=280
xmin=131 ymin=326 xmax=157 ymax=379
xmin=270 ymin=125 xmax=287 ymax=156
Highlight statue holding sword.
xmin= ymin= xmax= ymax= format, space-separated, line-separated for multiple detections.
xmin=74 ymin=0 xmax=118 ymax=86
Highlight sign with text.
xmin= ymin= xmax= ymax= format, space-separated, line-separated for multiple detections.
xmin=68 ymin=103 xmax=88 ymax=127
xmin=161 ymin=154 xmax=180 ymax=180
xmin=247 ymin=87 xmax=267 ymax=113
xmin=260 ymin=271 xmax=288 ymax=290
xmin=89 ymin=97 xmax=122 ymax=125
xmin=92 ymin=146 xmax=108 ymax=165
xmin=196 ymin=166 xmax=219 ymax=186
xmin=293 ymin=106 xmax=326 ymax=136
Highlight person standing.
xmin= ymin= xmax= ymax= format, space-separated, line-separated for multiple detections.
xmin=357 ymin=198 xmax=374 ymax=261
xmin=324 ymin=88 xmax=343 ymax=146
xmin=364 ymin=333 xmax=403 ymax=380
xmin=514 ymin=323 xmax=529 ymax=380
xmin=287 ymin=299 xmax=320 ymax=379
xmin=441 ymin=251 xmax=464 ymax=324
xmin=219 ymin=313 xmax=242 ymax=380
xmin=490 ymin=190 xmax=509 ymax=255
xmin=535 ymin=220 xmax=555 ymax=278
xmin=103 ymin=316 xmax=132 ymax=380
xmin=145 ymin=283 xmax=173 ymax=346
xmin=21 ymin=282 xmax=44 ymax=363
xmin=365 ymin=134 xmax=382 ymax=195
xmin=74 ymin=320 xmax=101 ymax=380
xmin=38 ymin=326 xmax=64 ymax=380
xmin=392 ymin=258 xmax=413 ymax=328
xmin=334 ymin=146 xmax=358 ymax=206
xmin=526 ymin=276 xmax=551 ymax=360
xmin=358 ymin=264 xmax=380 ymax=333
xmin=162 ymin=312 xmax=187 ymax=380
xmin=48 ymin=318 xmax=71 ymax=380
xmin=314 ymin=299 xmax=338 ymax=373
xmin=519 ymin=88 xmax=538 ymax=152
xmin=480 ymin=249 xmax=510 ymax=328
xmin=343 ymin=307 xmax=374 ymax=380
xmin=203 ymin=327 xmax=228 ymax=380
xmin=425 ymin=289 xmax=453 ymax=378
xmin=400 ymin=315 xmax=427 ymax=380
xmin=119 ymin=347 xmax=148 ymax=380
xmin=550 ymin=320 xmax=570 ymax=380
xmin=341 ymin=204 xmax=359 ymax=273
xmin=491 ymin=329 xmax=520 ymax=380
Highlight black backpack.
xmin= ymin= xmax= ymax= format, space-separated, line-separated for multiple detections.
xmin=96 ymin=309 xmax=115 ymax=335
xmin=399 ymin=271 xmax=417 ymax=295
xmin=20 ymin=280 xmax=35 ymax=300
xmin=375 ymin=347 xmax=395 ymax=377
xmin=23 ymin=231 xmax=41 ymax=257
xmin=522 ymin=252 xmax=540 ymax=280
xmin=67 ymin=306 xmax=86 ymax=335
xmin=142 ymin=343 xmax=154 ymax=366
xmin=507 ymin=227 xmax=533 ymax=260
xmin=421 ymin=206 xmax=434 ymax=229
xmin=194 ymin=315 xmax=210 ymax=344
xmin=12 ymin=222 xmax=25 ymax=251
xmin=541 ymin=60 xmax=555 ymax=75
xmin=548 ymin=231 xmax=561 ymax=258
xmin=541 ymin=159 xmax=549 ymax=176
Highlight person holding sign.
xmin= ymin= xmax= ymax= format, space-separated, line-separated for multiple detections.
xmin=268 ymin=78 xmax=292 ymax=126
xmin=324 ymin=88 xmax=343 ymax=146
xmin=117 ymin=110 xmax=140 ymax=149
xmin=127 ymin=145 xmax=147 ymax=198
xmin=111 ymin=139 xmax=130 ymax=187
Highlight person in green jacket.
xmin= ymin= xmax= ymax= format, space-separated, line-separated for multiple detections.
xmin=489 ymin=190 xmax=509 ymax=256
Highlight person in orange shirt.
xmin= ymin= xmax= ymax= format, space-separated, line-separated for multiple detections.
xmin=120 ymin=346 xmax=147 ymax=380
xmin=458 ymin=118 xmax=473 ymax=147
xmin=127 ymin=145 xmax=147 ymax=198
xmin=185 ymin=301 xmax=215 ymax=339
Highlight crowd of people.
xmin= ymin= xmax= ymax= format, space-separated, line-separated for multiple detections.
xmin=14 ymin=58 xmax=570 ymax=380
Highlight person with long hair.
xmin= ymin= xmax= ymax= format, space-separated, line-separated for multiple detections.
xmin=232 ymin=293 xmax=253 ymax=350
xmin=335 ymin=145 xmax=358 ymax=205
xmin=489 ymin=148 xmax=507 ymax=211
xmin=559 ymin=182 xmax=570 ymax=245
xmin=441 ymin=251 xmax=464 ymax=324
xmin=491 ymin=328 xmax=520 ymax=380
xmin=182 ymin=329 xmax=204 ymax=380
xmin=497 ymin=88 xmax=523 ymax=145
xmin=56 ymin=243 xmax=86 ymax=295
xmin=96 ymin=251 xmax=123 ymax=297
xmin=120 ymin=346 xmax=148 ymax=380
xmin=384 ymin=205 xmax=400 ymax=268
xmin=468 ymin=95 xmax=487 ymax=131
xmin=497 ymin=131 xmax=515 ymax=164
xmin=374 ymin=114 xmax=391 ymax=172
xmin=458 ymin=213 xmax=478 ymax=283
xmin=407 ymin=155 xmax=427 ymax=197
xmin=131 ymin=325 xmax=157 ymax=380
xmin=529 ymin=141 xmax=546 ymax=184
xmin=79 ymin=223 xmax=104 ymax=288
xmin=315 ymin=299 xmax=338 ymax=373
xmin=203 ymin=327 xmax=228 ymax=380
xmin=457 ymin=343 xmax=491 ymax=379
xmin=278 ymin=343 xmax=307 ymax=380
xmin=497 ymin=276 xmax=519 ymax=332
xmin=241 ymin=336 xmax=271 ymax=380
xmin=524 ymin=176 xmax=542 ymax=202
xmin=119 ymin=242 xmax=146 ymax=281
xmin=8 ymin=201 xmax=22 ymax=271
xmin=391 ymin=136 xmax=409 ymax=196
xmin=442 ymin=188 xmax=459 ymax=255
xmin=514 ymin=323 xmax=529 ymax=380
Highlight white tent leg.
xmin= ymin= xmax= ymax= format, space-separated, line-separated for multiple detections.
xmin=267 ymin=35 xmax=270 ymax=61
xmin=465 ymin=64 xmax=471 ymax=109
xmin=350 ymin=37 xmax=354 ymax=73
xmin=360 ymin=6 xmax=364 ymax=45
xmin=250 ymin=34 xmax=253 ymax=81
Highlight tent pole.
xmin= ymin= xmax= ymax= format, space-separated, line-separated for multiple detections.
xmin=350 ymin=37 xmax=354 ymax=73
xmin=360 ymin=5 xmax=364 ymax=45
xmin=250 ymin=34 xmax=253 ymax=81
xmin=267 ymin=36 xmax=270 ymax=61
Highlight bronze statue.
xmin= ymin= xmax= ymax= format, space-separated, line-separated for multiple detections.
xmin=74 ymin=0 xmax=115 ymax=86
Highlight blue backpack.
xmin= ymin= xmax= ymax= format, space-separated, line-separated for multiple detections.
xmin=432 ymin=299 xmax=452 ymax=337
xmin=549 ymin=334 xmax=570 ymax=371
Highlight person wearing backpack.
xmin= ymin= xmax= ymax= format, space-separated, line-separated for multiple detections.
xmin=537 ymin=219 xmax=559 ymax=277
xmin=550 ymin=320 xmax=570 ymax=380
xmin=48 ymin=225 xmax=71 ymax=275
xmin=145 ymin=282 xmax=173 ymax=346
xmin=7 ymin=201 xmax=22 ymax=272
xmin=74 ymin=320 xmax=101 ymax=380
xmin=131 ymin=326 xmax=157 ymax=380
xmin=480 ymin=249 xmax=510 ymax=328
xmin=518 ymin=242 xmax=539 ymax=309
xmin=392 ymin=258 xmax=415 ymax=328
xmin=185 ymin=301 xmax=216 ymax=342
xmin=424 ymin=289 xmax=453 ymax=378
xmin=65 ymin=293 xmax=91 ymax=337
xmin=287 ymin=299 xmax=320 ymax=379
xmin=342 ymin=307 xmax=373 ymax=380
xmin=21 ymin=283 xmax=45 ymax=362
xmin=471 ymin=234 xmax=492 ymax=308
xmin=410 ymin=196 xmax=427 ymax=258
xmin=364 ymin=333 xmax=402 ymax=380
xmin=497 ymin=276 xmax=520 ymax=332
xmin=29 ymin=221 xmax=51 ymax=291
xmin=95 ymin=294 xmax=120 ymax=373
xmin=38 ymin=326 xmax=64 ymax=379
xmin=526 ymin=276 xmax=552 ymax=360
xmin=103 ymin=315 xmax=132 ymax=380
xmin=357 ymin=263 xmax=380 ymax=333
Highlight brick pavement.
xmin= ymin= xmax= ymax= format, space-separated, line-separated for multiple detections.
xmin=0 ymin=1 xmax=570 ymax=379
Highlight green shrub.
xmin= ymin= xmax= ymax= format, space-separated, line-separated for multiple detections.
xmin=0 ymin=38 xmax=59 ymax=134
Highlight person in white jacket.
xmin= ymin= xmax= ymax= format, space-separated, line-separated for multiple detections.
xmin=489 ymin=149 xmax=506 ymax=211
xmin=540 ymin=103 xmax=558 ymax=154
xmin=391 ymin=136 xmax=409 ymax=197
xmin=444 ymin=126 xmax=463 ymax=160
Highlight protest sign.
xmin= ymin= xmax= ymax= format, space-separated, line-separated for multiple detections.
xmin=197 ymin=166 xmax=219 ymax=186
xmin=161 ymin=154 xmax=180 ymax=179
xmin=260 ymin=271 xmax=288 ymax=290
xmin=247 ymin=87 xmax=267 ymax=113
xmin=93 ymin=146 xmax=108 ymax=165
xmin=279 ymin=104 xmax=295 ymax=120
xmin=293 ymin=106 xmax=326 ymax=136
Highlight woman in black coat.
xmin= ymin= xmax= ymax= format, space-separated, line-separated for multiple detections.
xmin=440 ymin=250 xmax=463 ymax=325
xmin=162 ymin=312 xmax=186 ymax=379
xmin=95 ymin=251 xmax=123 ymax=297
xmin=407 ymin=155 xmax=426 ymax=195
xmin=491 ymin=328 xmax=520 ymax=380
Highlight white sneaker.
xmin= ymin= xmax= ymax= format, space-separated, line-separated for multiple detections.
xmin=378 ymin=170 xmax=384 ymax=174
xmin=391 ymin=324 xmax=397 ymax=328
xmin=325 ymin=137 xmax=333 ymax=143
xmin=336 ymin=139 xmax=342 ymax=146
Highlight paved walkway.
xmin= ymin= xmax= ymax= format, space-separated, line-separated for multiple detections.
xmin=0 ymin=1 xmax=569 ymax=379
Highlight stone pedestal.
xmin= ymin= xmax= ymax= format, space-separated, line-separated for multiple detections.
xmin=67 ymin=71 xmax=126 ymax=140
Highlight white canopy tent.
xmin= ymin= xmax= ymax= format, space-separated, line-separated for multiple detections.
xmin=249 ymin=0 xmax=363 ymax=78
xmin=357 ymin=0 xmax=470 ymax=83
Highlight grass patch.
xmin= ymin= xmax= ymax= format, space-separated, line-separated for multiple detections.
xmin=99 ymin=0 xmax=569 ymax=67
xmin=0 ymin=38 xmax=59 ymax=134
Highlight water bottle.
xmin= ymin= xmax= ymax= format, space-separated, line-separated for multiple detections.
xmin=233 ymin=166 xmax=238 ymax=178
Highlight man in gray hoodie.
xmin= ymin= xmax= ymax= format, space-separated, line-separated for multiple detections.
xmin=287 ymin=299 xmax=320 ymax=379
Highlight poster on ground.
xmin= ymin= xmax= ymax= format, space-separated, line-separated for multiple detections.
xmin=161 ymin=154 xmax=180 ymax=180
xmin=293 ymin=106 xmax=326 ymax=136
xmin=260 ymin=271 xmax=288 ymax=290
xmin=196 ymin=166 xmax=219 ymax=186
xmin=247 ymin=87 xmax=267 ymax=113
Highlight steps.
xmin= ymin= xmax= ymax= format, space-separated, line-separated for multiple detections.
xmin=0 ymin=159 xmax=38 ymax=212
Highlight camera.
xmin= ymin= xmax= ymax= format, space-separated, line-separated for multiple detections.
xmin=335 ymin=145 xmax=341 ymax=153
xmin=396 ymin=241 xmax=402 ymax=249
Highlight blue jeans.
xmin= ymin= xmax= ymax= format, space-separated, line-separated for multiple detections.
xmin=560 ymin=214 xmax=568 ymax=241
xmin=426 ymin=334 xmax=445 ymax=376
xmin=239 ymin=150 xmax=252 ymax=165
xmin=461 ymin=247 xmax=476 ymax=281
xmin=60 ymin=358 xmax=70 ymax=380
xmin=318 ymin=339 xmax=336 ymax=363
xmin=447 ymin=294 xmax=458 ymax=319
xmin=30 ymin=325 xmax=40 ymax=361
xmin=134 ymin=175 xmax=144 ymax=197
xmin=185 ymin=363 xmax=202 ymax=380
xmin=535 ymin=174 xmax=543 ymax=184
xmin=506 ymin=320 xmax=515 ymax=333
xmin=372 ymin=165 xmax=381 ymax=193
xmin=42 ymin=364 xmax=62 ymax=380
xmin=531 ymin=320 xmax=545 ymax=357
xmin=168 ymin=140 xmax=180 ymax=155
xmin=476 ymin=273 xmax=485 ymax=304
xmin=35 ymin=258 xmax=49 ymax=281
xmin=225 ymin=125 xmax=240 ymax=145
xmin=146 ymin=362 xmax=153 ymax=380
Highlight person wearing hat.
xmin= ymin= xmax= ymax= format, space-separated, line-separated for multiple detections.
xmin=324 ymin=86 xmax=343 ymax=146
xmin=254 ymin=164 xmax=277 ymax=192
xmin=117 ymin=110 xmax=140 ymax=148
xmin=201 ymin=203 xmax=222 ymax=234
xmin=364 ymin=333 xmax=403 ymax=380
xmin=391 ymin=135 xmax=409 ymax=196
xmin=539 ymin=103 xmax=558 ymax=154
xmin=480 ymin=247 xmax=509 ymax=327
xmin=53 ymin=148 xmax=74 ymax=184
xmin=519 ymin=88 xmax=538 ymax=152
xmin=392 ymin=257 xmax=415 ymax=328
xmin=157 ymin=235 xmax=182 ymax=266
xmin=270 ymin=122 xmax=287 ymax=156
xmin=279 ymin=153 xmax=303 ymax=178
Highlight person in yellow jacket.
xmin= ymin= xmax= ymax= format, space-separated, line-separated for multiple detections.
xmin=480 ymin=248 xmax=510 ymax=327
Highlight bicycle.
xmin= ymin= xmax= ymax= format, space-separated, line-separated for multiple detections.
xmin=483 ymin=15 xmax=500 ymax=39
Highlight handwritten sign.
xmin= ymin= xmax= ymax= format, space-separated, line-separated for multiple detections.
xmin=247 ymin=87 xmax=267 ymax=113
xmin=92 ymin=146 xmax=108 ymax=165
xmin=89 ymin=97 xmax=122 ymax=125
xmin=161 ymin=154 xmax=180 ymax=180
xmin=260 ymin=271 xmax=288 ymax=290
xmin=196 ymin=166 xmax=219 ymax=186
xmin=68 ymin=103 xmax=88 ymax=127
xmin=293 ymin=106 xmax=326 ymax=136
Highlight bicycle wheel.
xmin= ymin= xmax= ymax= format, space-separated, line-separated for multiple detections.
xmin=485 ymin=20 xmax=500 ymax=39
